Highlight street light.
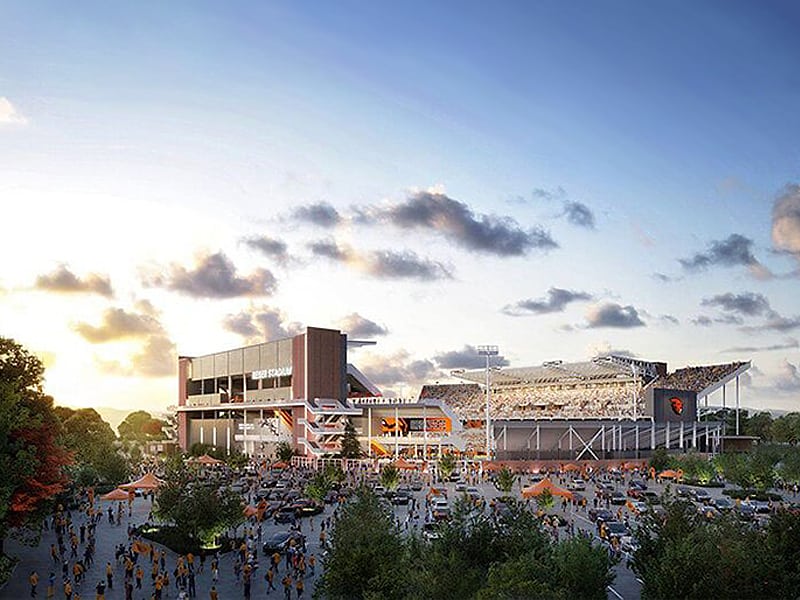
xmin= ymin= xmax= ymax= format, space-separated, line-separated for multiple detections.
xmin=477 ymin=345 xmax=499 ymax=460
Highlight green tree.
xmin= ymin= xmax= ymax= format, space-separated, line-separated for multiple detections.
xmin=275 ymin=441 xmax=296 ymax=463
xmin=118 ymin=410 xmax=166 ymax=442
xmin=649 ymin=447 xmax=673 ymax=473
xmin=155 ymin=468 xmax=244 ymax=547
xmin=536 ymin=488 xmax=555 ymax=512
xmin=437 ymin=453 xmax=456 ymax=481
xmin=380 ymin=465 xmax=400 ymax=491
xmin=495 ymin=467 xmax=516 ymax=494
xmin=316 ymin=487 xmax=409 ymax=600
xmin=552 ymin=536 xmax=616 ymax=599
xmin=54 ymin=407 xmax=126 ymax=487
xmin=338 ymin=419 xmax=362 ymax=459
xmin=772 ymin=413 xmax=800 ymax=444
xmin=0 ymin=338 xmax=72 ymax=564
xmin=631 ymin=497 xmax=771 ymax=599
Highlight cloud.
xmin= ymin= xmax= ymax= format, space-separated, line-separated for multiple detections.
xmin=242 ymin=236 xmax=289 ymax=264
xmin=531 ymin=187 xmax=566 ymax=201
xmin=34 ymin=264 xmax=113 ymax=297
xmin=691 ymin=314 xmax=743 ymax=327
xmin=563 ymin=201 xmax=596 ymax=229
xmin=222 ymin=306 xmax=302 ymax=342
xmin=721 ymin=339 xmax=799 ymax=354
xmin=356 ymin=350 xmax=438 ymax=389
xmin=0 ymin=97 xmax=27 ymax=125
xmin=73 ymin=301 xmax=163 ymax=343
xmin=145 ymin=251 xmax=277 ymax=298
xmin=659 ymin=314 xmax=680 ymax=325
xmin=585 ymin=303 xmax=646 ymax=328
xmin=502 ymin=287 xmax=593 ymax=316
xmin=652 ymin=273 xmax=680 ymax=283
xmin=588 ymin=341 xmax=637 ymax=359
xmin=679 ymin=234 xmax=771 ymax=278
xmin=336 ymin=313 xmax=388 ymax=338
xmin=308 ymin=239 xmax=452 ymax=281
xmin=291 ymin=202 xmax=342 ymax=227
xmin=774 ymin=360 xmax=800 ymax=392
xmin=433 ymin=345 xmax=510 ymax=369
xmin=772 ymin=183 xmax=800 ymax=260
xmin=367 ymin=191 xmax=557 ymax=256
xmin=97 ymin=334 xmax=176 ymax=378
xmin=756 ymin=314 xmax=800 ymax=333
xmin=701 ymin=292 xmax=772 ymax=317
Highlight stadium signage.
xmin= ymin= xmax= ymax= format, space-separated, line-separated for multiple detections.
xmin=252 ymin=366 xmax=292 ymax=380
xmin=669 ymin=396 xmax=684 ymax=415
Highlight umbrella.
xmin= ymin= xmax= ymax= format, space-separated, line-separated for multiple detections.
xmin=119 ymin=473 xmax=165 ymax=490
xmin=187 ymin=454 xmax=225 ymax=466
xmin=658 ymin=469 xmax=683 ymax=480
xmin=100 ymin=488 xmax=132 ymax=501
xmin=521 ymin=478 xmax=574 ymax=500
xmin=392 ymin=458 xmax=419 ymax=470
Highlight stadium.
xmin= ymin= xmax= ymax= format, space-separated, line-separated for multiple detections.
xmin=175 ymin=326 xmax=750 ymax=461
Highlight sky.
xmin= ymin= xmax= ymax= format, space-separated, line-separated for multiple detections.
xmin=1 ymin=0 xmax=800 ymax=415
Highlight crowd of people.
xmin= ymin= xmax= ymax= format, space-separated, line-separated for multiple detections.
xmin=421 ymin=382 xmax=644 ymax=421
xmin=656 ymin=362 xmax=747 ymax=393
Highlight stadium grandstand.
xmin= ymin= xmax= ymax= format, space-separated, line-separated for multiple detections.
xmin=418 ymin=356 xmax=749 ymax=460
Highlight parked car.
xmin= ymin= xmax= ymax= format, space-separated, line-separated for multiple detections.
xmin=641 ymin=490 xmax=661 ymax=504
xmin=588 ymin=508 xmax=614 ymax=523
xmin=600 ymin=521 xmax=628 ymax=541
xmin=691 ymin=489 xmax=712 ymax=504
xmin=391 ymin=491 xmax=411 ymax=505
xmin=410 ymin=480 xmax=424 ymax=491
xmin=610 ymin=491 xmax=627 ymax=505
xmin=273 ymin=506 xmax=297 ymax=525
xmin=291 ymin=499 xmax=324 ymax=516
xmin=627 ymin=500 xmax=648 ymax=515
xmin=711 ymin=497 xmax=734 ymax=511
xmin=736 ymin=503 xmax=755 ymax=521
xmin=263 ymin=531 xmax=305 ymax=554
xmin=568 ymin=479 xmax=586 ymax=491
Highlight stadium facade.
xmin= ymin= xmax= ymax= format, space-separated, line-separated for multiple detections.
xmin=175 ymin=327 xmax=749 ymax=460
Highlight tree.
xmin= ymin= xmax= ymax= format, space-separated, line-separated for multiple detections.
xmin=649 ymin=447 xmax=673 ymax=473
xmin=155 ymin=468 xmax=244 ymax=548
xmin=54 ymin=407 xmax=126 ymax=487
xmin=631 ymin=497 xmax=771 ymax=599
xmin=339 ymin=419 xmax=362 ymax=459
xmin=536 ymin=488 xmax=555 ymax=512
xmin=552 ymin=536 xmax=616 ymax=599
xmin=380 ymin=465 xmax=400 ymax=491
xmin=0 ymin=338 xmax=72 ymax=563
xmin=275 ymin=441 xmax=296 ymax=463
xmin=316 ymin=487 xmax=410 ymax=600
xmin=118 ymin=410 xmax=166 ymax=442
xmin=438 ymin=453 xmax=456 ymax=481
xmin=495 ymin=467 xmax=516 ymax=494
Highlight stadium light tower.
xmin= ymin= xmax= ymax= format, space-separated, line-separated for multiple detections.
xmin=477 ymin=345 xmax=499 ymax=459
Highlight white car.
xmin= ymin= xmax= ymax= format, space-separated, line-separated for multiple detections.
xmin=569 ymin=479 xmax=586 ymax=491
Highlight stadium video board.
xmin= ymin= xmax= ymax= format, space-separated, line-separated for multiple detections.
xmin=380 ymin=417 xmax=451 ymax=434
xmin=652 ymin=388 xmax=697 ymax=423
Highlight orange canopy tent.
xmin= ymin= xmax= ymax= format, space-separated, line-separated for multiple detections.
xmin=119 ymin=473 xmax=165 ymax=490
xmin=482 ymin=462 xmax=506 ymax=472
xmin=100 ymin=488 xmax=132 ymax=501
xmin=561 ymin=463 xmax=582 ymax=473
xmin=187 ymin=454 xmax=225 ymax=466
xmin=243 ymin=505 xmax=259 ymax=518
xmin=658 ymin=469 xmax=683 ymax=480
xmin=271 ymin=461 xmax=289 ymax=470
xmin=392 ymin=458 xmax=419 ymax=470
xmin=521 ymin=478 xmax=574 ymax=500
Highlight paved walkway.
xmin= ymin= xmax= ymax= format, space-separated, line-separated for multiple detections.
xmin=2 ymin=496 xmax=325 ymax=600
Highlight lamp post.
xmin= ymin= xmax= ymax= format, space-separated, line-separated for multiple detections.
xmin=477 ymin=345 xmax=499 ymax=460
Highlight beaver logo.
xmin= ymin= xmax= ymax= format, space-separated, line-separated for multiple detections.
xmin=669 ymin=396 xmax=684 ymax=415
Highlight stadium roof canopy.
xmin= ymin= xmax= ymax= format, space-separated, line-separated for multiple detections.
xmin=452 ymin=356 xmax=647 ymax=387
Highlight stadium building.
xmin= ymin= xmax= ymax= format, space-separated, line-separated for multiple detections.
xmin=176 ymin=328 xmax=750 ymax=460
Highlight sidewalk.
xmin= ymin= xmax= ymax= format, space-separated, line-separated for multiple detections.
xmin=2 ymin=497 xmax=325 ymax=600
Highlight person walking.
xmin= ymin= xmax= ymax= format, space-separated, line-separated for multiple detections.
xmin=94 ymin=580 xmax=106 ymax=600
xmin=265 ymin=567 xmax=276 ymax=592
xmin=29 ymin=570 xmax=39 ymax=597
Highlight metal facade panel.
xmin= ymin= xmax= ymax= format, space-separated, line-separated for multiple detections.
xmin=244 ymin=346 xmax=260 ymax=372
xmin=261 ymin=342 xmax=278 ymax=370
xmin=214 ymin=353 xmax=228 ymax=377
xmin=229 ymin=348 xmax=243 ymax=374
